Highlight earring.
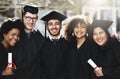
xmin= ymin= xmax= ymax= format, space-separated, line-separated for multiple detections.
xmin=86 ymin=33 xmax=88 ymax=37
xmin=72 ymin=33 xmax=74 ymax=36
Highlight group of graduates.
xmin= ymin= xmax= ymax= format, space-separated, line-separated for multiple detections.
xmin=0 ymin=4 xmax=120 ymax=79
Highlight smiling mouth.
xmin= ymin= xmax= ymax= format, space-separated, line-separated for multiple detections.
xmin=52 ymin=28 xmax=58 ymax=31
xmin=12 ymin=39 xmax=17 ymax=43
xmin=97 ymin=39 xmax=103 ymax=44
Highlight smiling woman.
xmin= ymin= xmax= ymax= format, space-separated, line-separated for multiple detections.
xmin=89 ymin=20 xmax=120 ymax=79
xmin=0 ymin=19 xmax=20 ymax=79
xmin=0 ymin=20 xmax=20 ymax=47
xmin=64 ymin=15 xmax=96 ymax=79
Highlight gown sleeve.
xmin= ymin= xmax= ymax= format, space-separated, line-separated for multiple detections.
xmin=102 ymin=40 xmax=120 ymax=79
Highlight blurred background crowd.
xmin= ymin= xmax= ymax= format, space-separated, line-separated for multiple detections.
xmin=0 ymin=0 xmax=120 ymax=36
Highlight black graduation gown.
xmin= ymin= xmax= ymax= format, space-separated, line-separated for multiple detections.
xmin=40 ymin=37 xmax=69 ymax=79
xmin=0 ymin=42 xmax=15 ymax=79
xmin=0 ymin=32 xmax=3 ymax=42
xmin=66 ymin=38 xmax=94 ymax=79
xmin=13 ymin=29 xmax=45 ymax=79
xmin=92 ymin=38 xmax=120 ymax=79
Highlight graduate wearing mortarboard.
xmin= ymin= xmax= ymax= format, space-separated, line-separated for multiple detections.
xmin=12 ymin=5 xmax=45 ymax=79
xmin=89 ymin=20 xmax=120 ymax=79
xmin=40 ymin=11 xmax=70 ymax=79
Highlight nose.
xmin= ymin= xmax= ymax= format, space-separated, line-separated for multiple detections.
xmin=78 ymin=27 xmax=81 ymax=31
xmin=52 ymin=24 xmax=57 ymax=28
xmin=77 ymin=27 xmax=82 ymax=31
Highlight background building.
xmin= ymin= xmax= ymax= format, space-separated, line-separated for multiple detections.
xmin=0 ymin=0 xmax=120 ymax=36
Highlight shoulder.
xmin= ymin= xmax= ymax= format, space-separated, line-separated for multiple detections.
xmin=60 ymin=37 xmax=71 ymax=45
xmin=32 ymin=30 xmax=44 ymax=39
xmin=109 ymin=37 xmax=120 ymax=46
xmin=0 ymin=42 xmax=3 ymax=49
xmin=0 ymin=42 xmax=6 ymax=53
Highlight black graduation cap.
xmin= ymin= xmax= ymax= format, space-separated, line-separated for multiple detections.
xmin=23 ymin=5 xmax=38 ymax=14
xmin=88 ymin=20 xmax=113 ymax=38
xmin=91 ymin=20 xmax=113 ymax=30
xmin=41 ymin=11 xmax=67 ymax=23
xmin=41 ymin=11 xmax=66 ymax=38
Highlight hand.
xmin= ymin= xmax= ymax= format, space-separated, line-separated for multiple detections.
xmin=112 ymin=34 xmax=120 ymax=41
xmin=94 ymin=67 xmax=103 ymax=77
xmin=2 ymin=67 xmax=14 ymax=76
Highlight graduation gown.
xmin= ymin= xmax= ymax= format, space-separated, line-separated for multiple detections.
xmin=0 ymin=32 xmax=3 ymax=42
xmin=40 ymin=37 xmax=69 ymax=79
xmin=13 ymin=27 xmax=45 ymax=79
xmin=66 ymin=38 xmax=95 ymax=79
xmin=0 ymin=42 xmax=15 ymax=79
xmin=92 ymin=38 xmax=120 ymax=79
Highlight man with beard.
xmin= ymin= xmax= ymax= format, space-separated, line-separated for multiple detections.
xmin=40 ymin=11 xmax=69 ymax=79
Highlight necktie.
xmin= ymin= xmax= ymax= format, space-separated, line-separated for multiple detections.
xmin=52 ymin=39 xmax=58 ymax=45
xmin=26 ymin=33 xmax=31 ymax=39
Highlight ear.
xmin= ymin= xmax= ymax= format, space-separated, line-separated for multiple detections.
xmin=3 ymin=34 xmax=6 ymax=37
xmin=46 ymin=25 xmax=49 ymax=30
xmin=36 ymin=15 xmax=38 ymax=20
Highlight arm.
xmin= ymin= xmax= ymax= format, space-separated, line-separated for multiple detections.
xmin=95 ymin=39 xmax=120 ymax=78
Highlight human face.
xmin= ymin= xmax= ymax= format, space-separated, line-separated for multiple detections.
xmin=3 ymin=28 xmax=20 ymax=47
xmin=73 ymin=23 xmax=87 ymax=39
xmin=23 ymin=12 xmax=38 ymax=33
xmin=93 ymin=27 xmax=108 ymax=46
xmin=47 ymin=19 xmax=61 ymax=37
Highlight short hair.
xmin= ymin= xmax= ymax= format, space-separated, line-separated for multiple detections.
xmin=22 ymin=5 xmax=38 ymax=16
xmin=0 ymin=20 xmax=21 ymax=40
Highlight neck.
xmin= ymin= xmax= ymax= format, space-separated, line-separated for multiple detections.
xmin=25 ymin=29 xmax=32 ymax=33
xmin=1 ymin=40 xmax=9 ymax=49
xmin=77 ymin=37 xmax=86 ymax=48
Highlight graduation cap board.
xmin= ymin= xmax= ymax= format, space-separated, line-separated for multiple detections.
xmin=88 ymin=20 xmax=113 ymax=38
xmin=41 ymin=11 xmax=67 ymax=23
xmin=17 ymin=3 xmax=39 ymax=14
xmin=41 ymin=11 xmax=67 ymax=37
xmin=23 ymin=5 xmax=38 ymax=14
xmin=91 ymin=20 xmax=113 ymax=30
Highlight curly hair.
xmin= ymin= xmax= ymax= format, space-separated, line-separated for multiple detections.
xmin=64 ymin=15 xmax=91 ymax=42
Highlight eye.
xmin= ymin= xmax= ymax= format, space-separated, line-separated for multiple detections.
xmin=93 ymin=33 xmax=97 ymax=36
xmin=48 ymin=22 xmax=53 ymax=26
xmin=55 ymin=22 xmax=60 ymax=25
xmin=24 ymin=16 xmax=37 ymax=21
xmin=99 ymin=31 xmax=104 ymax=34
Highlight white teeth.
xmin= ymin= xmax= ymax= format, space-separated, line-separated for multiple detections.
xmin=52 ymin=30 xmax=57 ymax=32
xmin=12 ymin=40 xmax=16 ymax=44
xmin=97 ymin=38 xmax=102 ymax=43
xmin=53 ymin=29 xmax=57 ymax=31
xmin=77 ymin=32 xmax=82 ymax=35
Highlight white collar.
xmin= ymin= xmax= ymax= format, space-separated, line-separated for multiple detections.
xmin=49 ymin=35 xmax=62 ymax=41
xmin=32 ymin=27 xmax=37 ymax=32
